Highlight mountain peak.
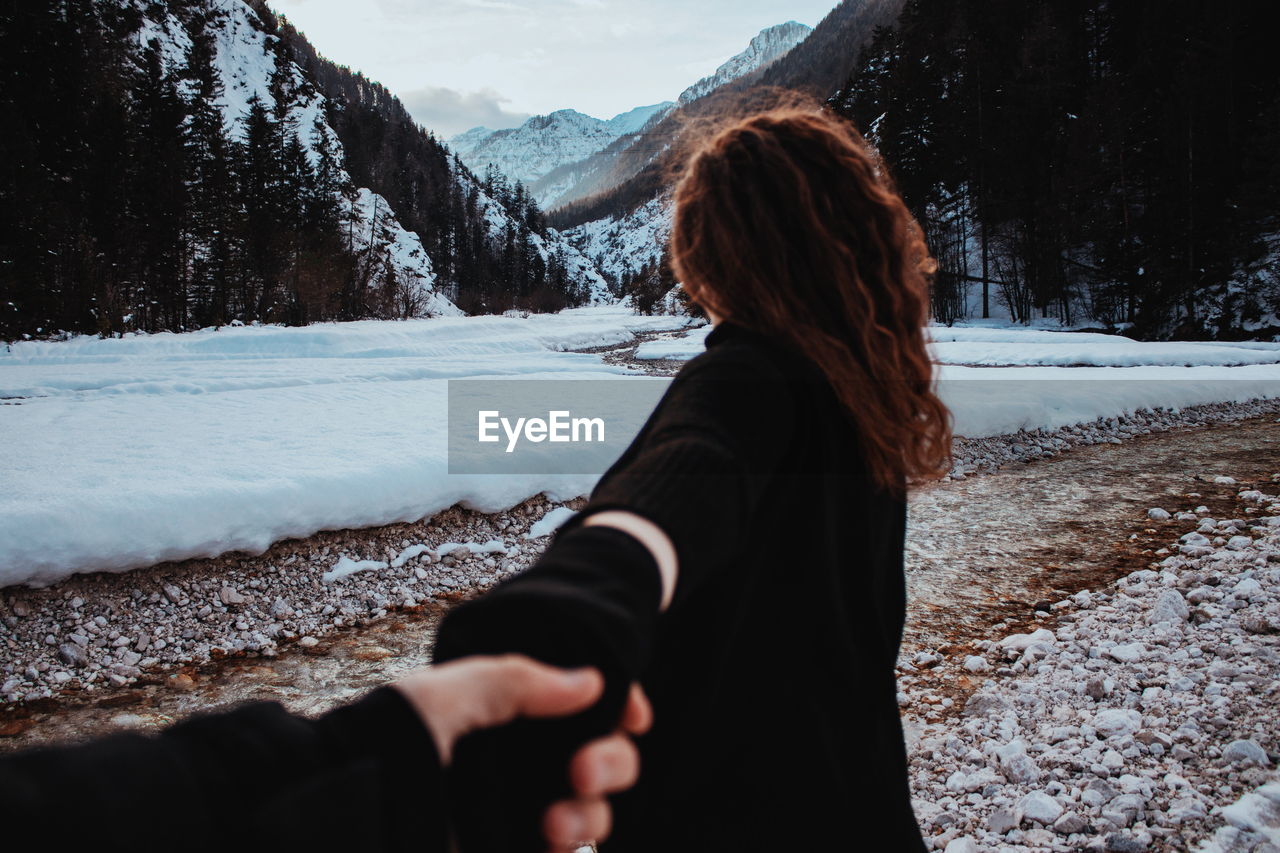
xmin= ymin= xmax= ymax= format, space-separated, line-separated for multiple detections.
xmin=677 ymin=20 xmax=813 ymax=106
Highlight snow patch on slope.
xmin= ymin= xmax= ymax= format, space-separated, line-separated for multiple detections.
xmin=565 ymin=197 xmax=673 ymax=288
xmin=677 ymin=21 xmax=812 ymax=106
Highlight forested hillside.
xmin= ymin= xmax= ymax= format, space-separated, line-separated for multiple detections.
xmin=0 ymin=0 xmax=601 ymax=341
xmin=832 ymin=0 xmax=1280 ymax=338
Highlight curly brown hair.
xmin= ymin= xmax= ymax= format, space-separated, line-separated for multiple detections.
xmin=670 ymin=101 xmax=952 ymax=495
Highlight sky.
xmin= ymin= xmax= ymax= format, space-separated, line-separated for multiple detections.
xmin=267 ymin=0 xmax=837 ymax=139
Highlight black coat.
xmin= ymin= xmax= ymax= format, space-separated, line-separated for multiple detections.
xmin=437 ymin=320 xmax=927 ymax=852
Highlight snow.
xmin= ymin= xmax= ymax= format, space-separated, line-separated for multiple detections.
xmin=525 ymin=506 xmax=578 ymax=539
xmin=1196 ymin=778 xmax=1280 ymax=851
xmin=565 ymin=196 xmax=673 ymax=286
xmin=449 ymin=104 xmax=672 ymax=194
xmin=634 ymin=325 xmax=712 ymax=360
xmin=438 ymin=540 xmax=508 ymax=557
xmin=0 ymin=307 xmax=693 ymax=587
xmin=640 ymin=323 xmax=1280 ymax=367
xmin=4 ymin=313 xmax=1277 ymax=587
xmin=322 ymin=557 xmax=388 ymax=584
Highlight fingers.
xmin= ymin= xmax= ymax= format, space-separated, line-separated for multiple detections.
xmin=492 ymin=656 xmax=605 ymax=722
xmin=543 ymin=796 xmax=611 ymax=850
xmin=392 ymin=656 xmax=604 ymax=764
xmin=570 ymin=733 xmax=640 ymax=797
xmin=621 ymin=682 xmax=652 ymax=735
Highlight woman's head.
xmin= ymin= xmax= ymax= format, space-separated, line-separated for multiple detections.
xmin=670 ymin=101 xmax=951 ymax=494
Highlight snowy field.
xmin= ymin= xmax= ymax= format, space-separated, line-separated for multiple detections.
xmin=3 ymin=311 xmax=1279 ymax=587
xmin=636 ymin=324 xmax=1280 ymax=368
xmin=0 ymin=309 xmax=690 ymax=586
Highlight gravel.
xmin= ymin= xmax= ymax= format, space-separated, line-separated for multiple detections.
xmin=946 ymin=397 xmax=1280 ymax=480
xmin=0 ymin=496 xmax=573 ymax=703
xmin=901 ymin=474 xmax=1280 ymax=852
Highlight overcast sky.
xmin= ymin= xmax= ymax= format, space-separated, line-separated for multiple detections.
xmin=267 ymin=0 xmax=837 ymax=139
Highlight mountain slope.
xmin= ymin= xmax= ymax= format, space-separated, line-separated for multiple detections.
xmin=528 ymin=20 xmax=813 ymax=214
xmin=448 ymin=103 xmax=673 ymax=196
xmin=0 ymin=0 xmax=610 ymax=340
xmin=552 ymin=1 xmax=905 ymax=298
xmin=676 ymin=21 xmax=812 ymax=106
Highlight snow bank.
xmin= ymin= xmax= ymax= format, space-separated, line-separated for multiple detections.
xmin=0 ymin=307 xmax=691 ymax=587
xmin=3 ymin=313 xmax=1277 ymax=587
xmin=636 ymin=324 xmax=1280 ymax=367
xmin=634 ymin=326 xmax=713 ymax=361
xmin=938 ymin=364 xmax=1280 ymax=438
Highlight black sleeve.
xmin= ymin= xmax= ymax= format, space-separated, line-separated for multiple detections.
xmin=431 ymin=345 xmax=794 ymax=852
xmin=570 ymin=345 xmax=797 ymax=608
xmin=0 ymin=686 xmax=446 ymax=853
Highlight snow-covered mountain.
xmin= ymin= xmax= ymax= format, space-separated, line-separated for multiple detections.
xmin=118 ymin=0 xmax=610 ymax=315
xmin=130 ymin=0 xmax=460 ymax=316
xmin=676 ymin=21 xmax=812 ymax=106
xmin=565 ymin=196 xmax=673 ymax=288
xmin=455 ymin=22 xmax=812 ymax=212
xmin=449 ymin=103 xmax=673 ymax=198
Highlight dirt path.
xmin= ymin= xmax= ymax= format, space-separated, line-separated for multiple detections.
xmin=1 ymin=414 xmax=1277 ymax=752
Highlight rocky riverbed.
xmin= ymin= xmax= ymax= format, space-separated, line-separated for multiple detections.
xmin=904 ymin=477 xmax=1280 ymax=852
xmin=1 ymin=390 xmax=1279 ymax=851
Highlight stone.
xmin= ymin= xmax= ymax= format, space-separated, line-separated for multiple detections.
xmin=1086 ymin=675 xmax=1110 ymax=700
xmin=1225 ymin=535 xmax=1253 ymax=550
xmin=963 ymin=692 xmax=1013 ymax=717
xmin=57 ymin=643 xmax=87 ymax=667
xmin=943 ymin=840 xmax=977 ymax=853
xmin=1093 ymin=709 xmax=1142 ymax=739
xmin=962 ymin=655 xmax=989 ymax=673
xmin=1054 ymin=812 xmax=1090 ymax=835
xmin=999 ymin=628 xmax=1056 ymax=656
xmin=162 ymin=584 xmax=184 ymax=603
xmin=219 ymin=586 xmax=248 ymax=606
xmin=1222 ymin=739 xmax=1270 ymax=767
xmin=1107 ymin=643 xmax=1145 ymax=663
xmin=988 ymin=808 xmax=1019 ymax=834
xmin=1234 ymin=578 xmax=1263 ymax=598
xmin=1018 ymin=791 xmax=1064 ymax=825
xmin=1147 ymin=589 xmax=1189 ymax=625
xmin=297 ymin=636 xmax=319 ymax=648
xmin=1104 ymin=834 xmax=1147 ymax=852
xmin=1146 ymin=508 xmax=1171 ymax=521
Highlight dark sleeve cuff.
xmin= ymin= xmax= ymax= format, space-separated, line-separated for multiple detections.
xmin=313 ymin=686 xmax=449 ymax=853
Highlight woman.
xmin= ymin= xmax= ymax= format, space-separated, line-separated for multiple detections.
xmin=435 ymin=102 xmax=951 ymax=852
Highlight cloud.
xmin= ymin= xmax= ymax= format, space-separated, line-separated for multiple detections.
xmin=399 ymin=86 xmax=532 ymax=139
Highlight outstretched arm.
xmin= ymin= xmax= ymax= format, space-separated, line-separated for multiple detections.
xmin=0 ymin=656 xmax=646 ymax=853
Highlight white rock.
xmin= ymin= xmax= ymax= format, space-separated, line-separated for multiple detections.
xmin=943 ymin=839 xmax=978 ymax=853
xmin=962 ymin=655 xmax=989 ymax=673
xmin=999 ymin=628 xmax=1056 ymax=655
xmin=1018 ymin=791 xmax=1064 ymax=825
xmin=1147 ymin=589 xmax=1189 ymax=625
xmin=1234 ymin=577 xmax=1263 ymax=598
xmin=1106 ymin=643 xmax=1146 ymax=663
xmin=1225 ymin=535 xmax=1253 ymax=551
xmin=1093 ymin=709 xmax=1142 ymax=739
xmin=1221 ymin=739 xmax=1270 ymax=766
xmin=1146 ymin=508 xmax=1171 ymax=521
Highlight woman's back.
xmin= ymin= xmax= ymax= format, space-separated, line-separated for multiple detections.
xmin=598 ymin=322 xmax=924 ymax=851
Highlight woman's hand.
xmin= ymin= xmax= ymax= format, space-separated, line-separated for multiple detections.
xmin=393 ymin=655 xmax=651 ymax=851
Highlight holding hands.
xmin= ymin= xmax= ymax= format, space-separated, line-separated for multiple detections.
xmin=394 ymin=656 xmax=650 ymax=851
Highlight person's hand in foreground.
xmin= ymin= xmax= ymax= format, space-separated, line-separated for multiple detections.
xmin=394 ymin=655 xmax=652 ymax=851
